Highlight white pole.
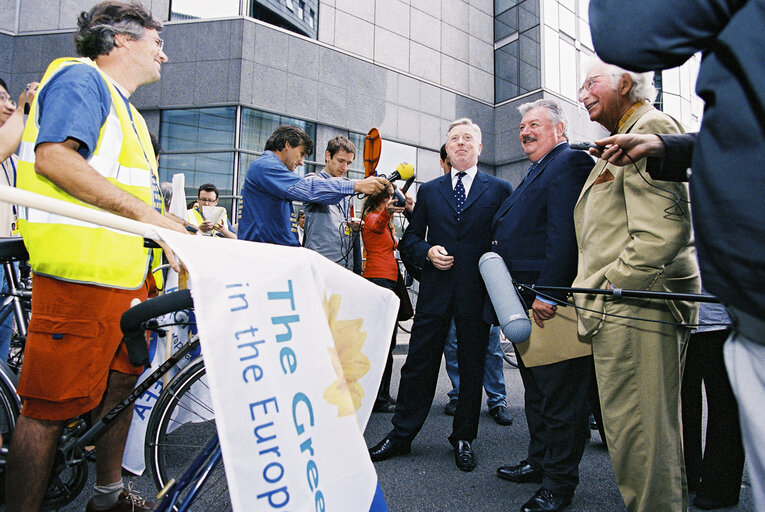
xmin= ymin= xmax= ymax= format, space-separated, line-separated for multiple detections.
xmin=0 ymin=184 xmax=160 ymax=240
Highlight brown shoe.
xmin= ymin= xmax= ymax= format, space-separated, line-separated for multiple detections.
xmin=86 ymin=488 xmax=154 ymax=511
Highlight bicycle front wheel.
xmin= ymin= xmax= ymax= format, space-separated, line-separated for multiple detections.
xmin=145 ymin=358 xmax=231 ymax=511
xmin=0 ymin=360 xmax=21 ymax=445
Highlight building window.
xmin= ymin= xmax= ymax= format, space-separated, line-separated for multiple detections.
xmin=306 ymin=9 xmax=315 ymax=29
xmin=346 ymin=132 xmax=367 ymax=181
xmin=240 ymin=107 xmax=317 ymax=177
xmin=169 ymin=0 xmax=240 ymax=20
xmin=494 ymin=0 xmax=540 ymax=103
xmin=158 ymin=106 xmax=317 ymax=218
xmin=250 ymin=0 xmax=318 ymax=39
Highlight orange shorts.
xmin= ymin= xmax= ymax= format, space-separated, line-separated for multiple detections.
xmin=19 ymin=273 xmax=154 ymax=421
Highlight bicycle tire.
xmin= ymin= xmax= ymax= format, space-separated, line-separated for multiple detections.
xmin=0 ymin=360 xmax=21 ymax=445
xmin=0 ymin=360 xmax=21 ymax=504
xmin=145 ymin=358 xmax=231 ymax=511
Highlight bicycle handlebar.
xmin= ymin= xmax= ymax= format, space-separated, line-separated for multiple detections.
xmin=120 ymin=289 xmax=194 ymax=366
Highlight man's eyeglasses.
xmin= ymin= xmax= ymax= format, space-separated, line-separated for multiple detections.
xmin=198 ymin=198 xmax=217 ymax=204
xmin=0 ymin=92 xmax=16 ymax=108
xmin=152 ymin=37 xmax=165 ymax=51
xmin=578 ymin=74 xmax=613 ymax=96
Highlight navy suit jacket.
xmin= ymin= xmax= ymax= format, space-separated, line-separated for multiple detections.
xmin=400 ymin=170 xmax=512 ymax=318
xmin=491 ymin=143 xmax=592 ymax=306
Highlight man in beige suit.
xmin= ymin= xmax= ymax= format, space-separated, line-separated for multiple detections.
xmin=574 ymin=61 xmax=700 ymax=512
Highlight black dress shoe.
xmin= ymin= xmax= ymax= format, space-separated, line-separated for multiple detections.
xmin=490 ymin=405 xmax=513 ymax=426
xmin=454 ymin=440 xmax=476 ymax=472
xmin=520 ymin=487 xmax=572 ymax=512
xmin=444 ymin=399 xmax=457 ymax=416
xmin=368 ymin=432 xmax=410 ymax=462
xmin=496 ymin=460 xmax=543 ymax=483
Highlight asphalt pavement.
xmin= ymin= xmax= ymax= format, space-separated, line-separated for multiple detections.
xmin=19 ymin=340 xmax=756 ymax=512
xmin=364 ymin=344 xmax=756 ymax=512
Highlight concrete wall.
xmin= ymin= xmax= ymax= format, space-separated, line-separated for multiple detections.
xmin=0 ymin=0 xmax=170 ymax=33
xmin=318 ymin=0 xmax=494 ymax=104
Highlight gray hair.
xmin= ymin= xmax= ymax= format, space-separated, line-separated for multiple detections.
xmin=606 ymin=64 xmax=657 ymax=104
xmin=447 ymin=118 xmax=482 ymax=143
xmin=517 ymin=99 xmax=568 ymax=138
xmin=75 ymin=1 xmax=163 ymax=59
xmin=159 ymin=181 xmax=173 ymax=210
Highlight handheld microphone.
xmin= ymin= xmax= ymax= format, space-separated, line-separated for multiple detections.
xmin=569 ymin=142 xmax=605 ymax=151
xmin=396 ymin=176 xmax=416 ymax=206
xmin=479 ymin=252 xmax=532 ymax=343
xmin=378 ymin=162 xmax=415 ymax=207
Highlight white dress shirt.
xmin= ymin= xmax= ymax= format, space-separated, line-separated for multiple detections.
xmin=450 ymin=165 xmax=478 ymax=196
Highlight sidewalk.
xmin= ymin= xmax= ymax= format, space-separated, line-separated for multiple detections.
xmin=368 ymin=337 xmax=755 ymax=512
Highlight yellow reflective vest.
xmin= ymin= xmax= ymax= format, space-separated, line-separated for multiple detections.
xmin=17 ymin=57 xmax=164 ymax=290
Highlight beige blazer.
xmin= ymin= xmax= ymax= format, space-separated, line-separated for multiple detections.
xmin=572 ymin=102 xmax=700 ymax=336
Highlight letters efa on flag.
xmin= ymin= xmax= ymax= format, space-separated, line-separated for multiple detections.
xmin=157 ymin=230 xmax=398 ymax=512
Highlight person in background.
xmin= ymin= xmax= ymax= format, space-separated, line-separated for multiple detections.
xmin=303 ymin=136 xmax=362 ymax=273
xmin=187 ymin=183 xmax=235 ymax=238
xmin=0 ymin=78 xmax=38 ymax=362
xmin=237 ymin=124 xmax=385 ymax=246
xmin=361 ymin=183 xmax=405 ymax=412
xmin=296 ymin=209 xmax=305 ymax=245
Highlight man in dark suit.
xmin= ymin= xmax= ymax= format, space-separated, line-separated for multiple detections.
xmin=492 ymin=99 xmax=593 ymax=512
xmin=368 ymin=118 xmax=512 ymax=471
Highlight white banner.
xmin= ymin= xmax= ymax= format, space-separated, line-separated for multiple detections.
xmin=157 ymin=230 xmax=397 ymax=512
xmin=122 ymin=269 xmax=200 ymax=474
xmin=123 ymin=173 xmax=198 ymax=475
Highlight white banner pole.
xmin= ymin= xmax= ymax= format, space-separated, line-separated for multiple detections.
xmin=0 ymin=184 xmax=160 ymax=240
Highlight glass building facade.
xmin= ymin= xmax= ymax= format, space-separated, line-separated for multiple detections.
xmin=158 ymin=106 xmax=370 ymax=218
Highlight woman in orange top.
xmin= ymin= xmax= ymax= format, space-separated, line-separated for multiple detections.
xmin=362 ymin=183 xmax=405 ymax=412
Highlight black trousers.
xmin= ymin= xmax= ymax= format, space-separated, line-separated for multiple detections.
xmin=367 ymin=277 xmax=398 ymax=401
xmin=516 ymin=349 xmax=592 ymax=496
xmin=681 ymin=329 xmax=744 ymax=502
xmin=391 ymin=300 xmax=489 ymax=444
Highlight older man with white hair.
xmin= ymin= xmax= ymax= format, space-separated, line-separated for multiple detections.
xmin=574 ymin=61 xmax=700 ymax=512
xmin=368 ymin=118 xmax=512 ymax=472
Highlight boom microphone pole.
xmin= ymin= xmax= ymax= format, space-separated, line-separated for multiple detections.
xmin=521 ymin=284 xmax=720 ymax=303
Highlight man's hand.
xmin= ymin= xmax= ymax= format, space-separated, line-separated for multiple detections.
xmin=0 ymin=82 xmax=40 ymax=162
xmin=589 ymin=134 xmax=665 ymax=166
xmin=354 ymin=176 xmax=387 ymax=195
xmin=384 ymin=198 xmax=405 ymax=214
xmin=427 ymin=245 xmax=453 ymax=270
xmin=347 ymin=218 xmax=363 ymax=231
xmin=404 ymin=193 xmax=415 ymax=214
xmin=216 ymin=221 xmax=237 ymax=239
xmin=198 ymin=220 xmax=215 ymax=233
xmin=19 ymin=82 xmax=39 ymax=109
xmin=531 ymin=298 xmax=557 ymax=328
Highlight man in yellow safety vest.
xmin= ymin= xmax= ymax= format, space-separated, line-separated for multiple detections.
xmin=7 ymin=2 xmax=187 ymax=511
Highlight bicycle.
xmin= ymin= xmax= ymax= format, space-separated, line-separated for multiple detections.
xmin=0 ymin=266 xmax=206 ymax=510
xmin=144 ymin=357 xmax=230 ymax=511
xmin=0 ymin=238 xmax=31 ymax=457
